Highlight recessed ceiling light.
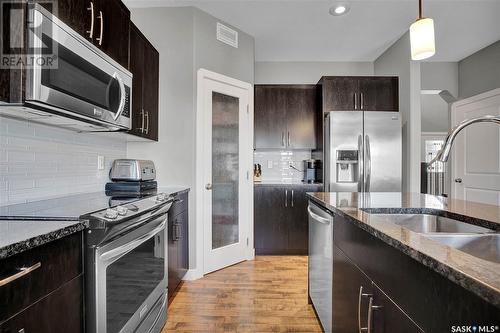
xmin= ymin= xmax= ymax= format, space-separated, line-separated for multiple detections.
xmin=329 ymin=3 xmax=350 ymax=16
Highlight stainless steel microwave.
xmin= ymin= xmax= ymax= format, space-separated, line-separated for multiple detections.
xmin=0 ymin=4 xmax=132 ymax=132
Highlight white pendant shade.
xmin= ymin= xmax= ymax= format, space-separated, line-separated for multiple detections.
xmin=410 ymin=17 xmax=436 ymax=60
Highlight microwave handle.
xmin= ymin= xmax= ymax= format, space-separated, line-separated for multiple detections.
xmin=113 ymin=72 xmax=126 ymax=120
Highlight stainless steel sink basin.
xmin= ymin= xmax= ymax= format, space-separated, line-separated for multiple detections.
xmin=425 ymin=234 xmax=500 ymax=264
xmin=369 ymin=214 xmax=493 ymax=234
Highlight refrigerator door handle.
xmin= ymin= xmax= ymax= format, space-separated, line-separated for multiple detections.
xmin=358 ymin=134 xmax=364 ymax=192
xmin=365 ymin=134 xmax=371 ymax=192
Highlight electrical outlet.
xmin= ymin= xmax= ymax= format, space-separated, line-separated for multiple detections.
xmin=97 ymin=155 xmax=105 ymax=170
xmin=267 ymin=160 xmax=273 ymax=169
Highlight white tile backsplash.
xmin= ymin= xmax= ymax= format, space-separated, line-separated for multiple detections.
xmin=0 ymin=117 xmax=126 ymax=205
xmin=253 ymin=150 xmax=311 ymax=183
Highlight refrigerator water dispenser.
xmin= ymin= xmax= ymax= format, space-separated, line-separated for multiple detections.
xmin=336 ymin=150 xmax=358 ymax=183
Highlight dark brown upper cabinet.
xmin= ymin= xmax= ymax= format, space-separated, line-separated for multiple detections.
xmin=319 ymin=76 xmax=399 ymax=112
xmin=254 ymin=85 xmax=318 ymax=149
xmin=40 ymin=0 xmax=130 ymax=68
xmin=128 ymin=23 xmax=159 ymax=141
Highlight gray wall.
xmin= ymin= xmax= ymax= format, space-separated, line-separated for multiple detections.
xmin=459 ymin=40 xmax=500 ymax=99
xmin=255 ymin=61 xmax=373 ymax=84
xmin=127 ymin=6 xmax=254 ymax=271
xmin=421 ymin=95 xmax=449 ymax=133
xmin=374 ymin=32 xmax=421 ymax=194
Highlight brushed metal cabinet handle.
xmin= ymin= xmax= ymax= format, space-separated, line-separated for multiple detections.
xmin=205 ymin=183 xmax=213 ymax=190
xmin=285 ymin=189 xmax=288 ymax=208
xmin=287 ymin=131 xmax=291 ymax=147
xmin=291 ymin=189 xmax=294 ymax=207
xmin=354 ymin=93 xmax=358 ymax=110
xmin=358 ymin=286 xmax=372 ymax=333
xmin=360 ymin=92 xmax=364 ymax=110
xmin=0 ymin=262 xmax=41 ymax=286
xmin=86 ymin=2 xmax=94 ymax=39
xmin=145 ymin=111 xmax=150 ymax=135
xmin=281 ymin=132 xmax=285 ymax=147
xmin=367 ymin=297 xmax=383 ymax=333
xmin=140 ymin=109 xmax=145 ymax=133
xmin=96 ymin=11 xmax=103 ymax=45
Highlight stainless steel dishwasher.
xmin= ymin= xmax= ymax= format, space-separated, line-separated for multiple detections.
xmin=308 ymin=201 xmax=334 ymax=332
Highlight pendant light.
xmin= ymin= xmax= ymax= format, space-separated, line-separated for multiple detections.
xmin=409 ymin=0 xmax=435 ymax=60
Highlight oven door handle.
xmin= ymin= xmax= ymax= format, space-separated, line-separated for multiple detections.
xmin=100 ymin=219 xmax=166 ymax=262
xmin=113 ymin=72 xmax=126 ymax=120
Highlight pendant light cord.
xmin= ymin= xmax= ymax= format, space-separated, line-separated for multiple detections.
xmin=419 ymin=0 xmax=423 ymax=19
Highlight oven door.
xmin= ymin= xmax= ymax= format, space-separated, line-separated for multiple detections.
xmin=94 ymin=214 xmax=167 ymax=333
xmin=26 ymin=4 xmax=131 ymax=130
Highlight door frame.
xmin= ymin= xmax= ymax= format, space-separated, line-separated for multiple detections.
xmin=194 ymin=68 xmax=254 ymax=278
xmin=450 ymin=87 xmax=500 ymax=201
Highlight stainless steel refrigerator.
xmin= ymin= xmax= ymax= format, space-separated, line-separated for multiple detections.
xmin=325 ymin=111 xmax=402 ymax=192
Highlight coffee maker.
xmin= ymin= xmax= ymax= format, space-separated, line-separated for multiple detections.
xmin=303 ymin=159 xmax=321 ymax=183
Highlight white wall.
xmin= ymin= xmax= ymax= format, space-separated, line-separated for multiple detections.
xmin=127 ymin=6 xmax=255 ymax=271
xmin=255 ymin=61 xmax=373 ymax=84
xmin=374 ymin=32 xmax=421 ymax=193
xmin=459 ymin=40 xmax=500 ymax=99
xmin=0 ymin=117 xmax=126 ymax=205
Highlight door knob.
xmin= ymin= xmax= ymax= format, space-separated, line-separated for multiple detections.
xmin=454 ymin=178 xmax=463 ymax=183
xmin=205 ymin=183 xmax=213 ymax=190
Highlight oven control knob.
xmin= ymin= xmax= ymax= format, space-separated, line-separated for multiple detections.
xmin=116 ymin=206 xmax=128 ymax=216
xmin=104 ymin=208 xmax=119 ymax=219
xmin=156 ymin=193 xmax=167 ymax=202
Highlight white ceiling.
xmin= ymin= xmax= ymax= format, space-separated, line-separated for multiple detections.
xmin=125 ymin=0 xmax=500 ymax=62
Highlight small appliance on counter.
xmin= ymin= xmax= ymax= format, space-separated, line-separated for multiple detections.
xmin=106 ymin=159 xmax=157 ymax=196
xmin=254 ymin=164 xmax=262 ymax=182
xmin=303 ymin=159 xmax=321 ymax=183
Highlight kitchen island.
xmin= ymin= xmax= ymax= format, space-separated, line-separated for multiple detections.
xmin=307 ymin=192 xmax=499 ymax=332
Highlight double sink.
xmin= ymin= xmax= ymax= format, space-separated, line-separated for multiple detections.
xmin=368 ymin=213 xmax=500 ymax=264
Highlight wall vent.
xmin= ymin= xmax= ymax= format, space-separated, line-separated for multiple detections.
xmin=217 ymin=22 xmax=238 ymax=48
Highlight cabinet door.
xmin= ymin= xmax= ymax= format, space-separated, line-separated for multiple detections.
xmin=142 ymin=40 xmax=160 ymax=141
xmin=332 ymin=245 xmax=373 ymax=333
xmin=254 ymin=186 xmax=289 ymax=254
xmin=177 ymin=211 xmax=189 ymax=281
xmin=254 ymin=86 xmax=288 ymax=149
xmin=371 ymin=284 xmax=423 ymax=333
xmin=128 ymin=24 xmax=145 ymax=137
xmin=51 ymin=0 xmax=90 ymax=39
xmin=359 ymin=77 xmax=399 ymax=112
xmin=95 ymin=0 xmax=130 ymax=68
xmin=167 ymin=215 xmax=179 ymax=299
xmin=286 ymin=86 xmax=317 ymax=149
xmin=0 ymin=276 xmax=83 ymax=333
xmin=322 ymin=77 xmax=358 ymax=112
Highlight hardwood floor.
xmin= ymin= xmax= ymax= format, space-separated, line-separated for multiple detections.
xmin=162 ymin=256 xmax=322 ymax=332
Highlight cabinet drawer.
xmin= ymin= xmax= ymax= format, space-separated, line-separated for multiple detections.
xmin=0 ymin=275 xmax=83 ymax=333
xmin=169 ymin=192 xmax=188 ymax=218
xmin=0 ymin=232 xmax=83 ymax=322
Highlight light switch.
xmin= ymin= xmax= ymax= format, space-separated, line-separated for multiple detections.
xmin=97 ymin=155 xmax=105 ymax=170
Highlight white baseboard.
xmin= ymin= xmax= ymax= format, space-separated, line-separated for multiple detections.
xmin=182 ymin=268 xmax=203 ymax=281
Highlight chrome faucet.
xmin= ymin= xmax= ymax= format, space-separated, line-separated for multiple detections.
xmin=429 ymin=115 xmax=500 ymax=164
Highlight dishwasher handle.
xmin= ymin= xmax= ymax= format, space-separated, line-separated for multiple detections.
xmin=308 ymin=205 xmax=331 ymax=225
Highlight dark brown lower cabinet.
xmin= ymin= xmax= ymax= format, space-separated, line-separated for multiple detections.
xmin=168 ymin=192 xmax=189 ymax=300
xmin=0 ymin=276 xmax=83 ymax=333
xmin=0 ymin=232 xmax=83 ymax=333
xmin=254 ymin=184 xmax=322 ymax=255
xmin=332 ymin=211 xmax=500 ymax=332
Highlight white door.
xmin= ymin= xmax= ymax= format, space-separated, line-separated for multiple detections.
xmin=198 ymin=70 xmax=253 ymax=274
xmin=451 ymin=88 xmax=500 ymax=205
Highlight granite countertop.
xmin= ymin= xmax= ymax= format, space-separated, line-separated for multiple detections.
xmin=307 ymin=192 xmax=500 ymax=307
xmin=0 ymin=219 xmax=87 ymax=260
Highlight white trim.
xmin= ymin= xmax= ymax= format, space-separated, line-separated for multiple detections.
xmin=421 ymin=131 xmax=448 ymax=136
xmin=182 ymin=268 xmax=203 ymax=281
xmin=195 ymin=68 xmax=254 ymax=278
xmin=453 ymin=87 xmax=500 ymax=108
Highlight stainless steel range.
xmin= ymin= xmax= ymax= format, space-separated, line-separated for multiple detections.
xmin=82 ymin=193 xmax=173 ymax=333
